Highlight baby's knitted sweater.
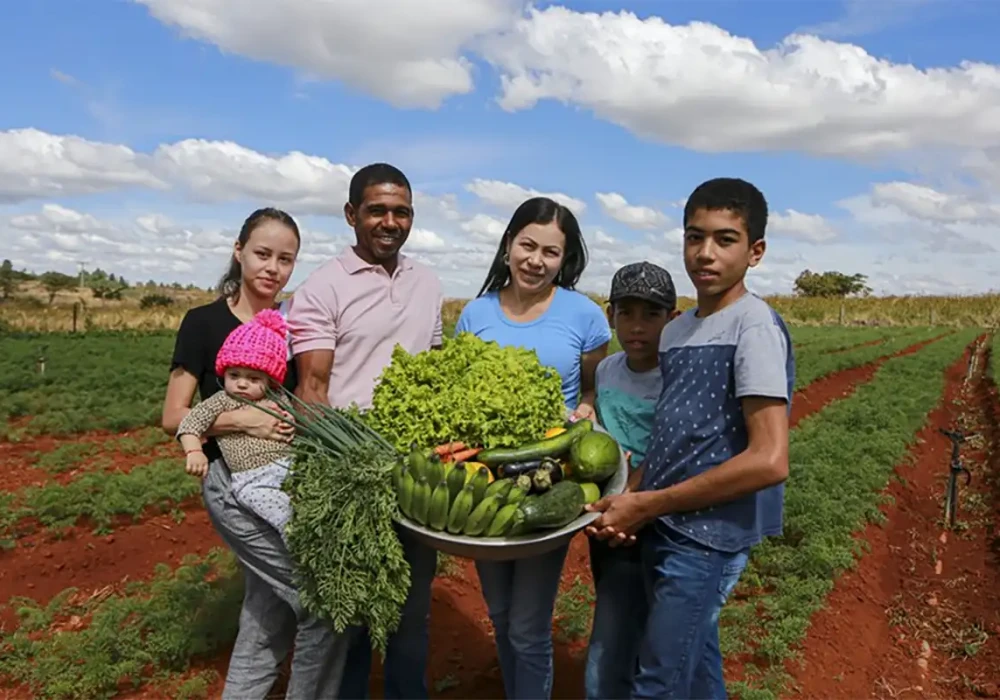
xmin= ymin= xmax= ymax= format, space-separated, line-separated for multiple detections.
xmin=177 ymin=392 xmax=293 ymax=473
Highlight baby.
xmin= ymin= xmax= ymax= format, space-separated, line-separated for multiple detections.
xmin=177 ymin=308 xmax=295 ymax=542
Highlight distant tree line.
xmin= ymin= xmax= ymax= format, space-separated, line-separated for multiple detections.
xmin=0 ymin=259 xmax=210 ymax=305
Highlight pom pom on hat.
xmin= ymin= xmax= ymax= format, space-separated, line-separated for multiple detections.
xmin=215 ymin=308 xmax=289 ymax=385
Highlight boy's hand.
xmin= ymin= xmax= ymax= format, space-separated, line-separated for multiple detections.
xmin=185 ymin=450 xmax=209 ymax=478
xmin=584 ymin=491 xmax=655 ymax=546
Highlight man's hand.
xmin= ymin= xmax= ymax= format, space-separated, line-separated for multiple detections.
xmin=242 ymin=402 xmax=295 ymax=442
xmin=185 ymin=449 xmax=209 ymax=478
xmin=584 ymin=490 xmax=656 ymax=547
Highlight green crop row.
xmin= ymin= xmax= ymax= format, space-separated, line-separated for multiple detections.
xmin=0 ymin=332 xmax=175 ymax=439
xmin=794 ymin=325 xmax=947 ymax=390
xmin=720 ymin=328 xmax=980 ymax=699
xmin=0 ymin=458 xmax=200 ymax=544
xmin=30 ymin=427 xmax=172 ymax=474
xmin=0 ymin=549 xmax=242 ymax=700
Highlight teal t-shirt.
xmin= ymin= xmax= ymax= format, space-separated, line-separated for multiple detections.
xmin=594 ymin=351 xmax=662 ymax=467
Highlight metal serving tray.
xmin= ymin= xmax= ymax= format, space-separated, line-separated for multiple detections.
xmin=396 ymin=422 xmax=628 ymax=561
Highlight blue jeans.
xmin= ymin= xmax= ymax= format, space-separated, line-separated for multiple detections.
xmin=337 ymin=528 xmax=438 ymax=699
xmin=475 ymin=543 xmax=569 ymax=700
xmin=632 ymin=522 xmax=749 ymax=700
xmin=585 ymin=537 xmax=647 ymax=700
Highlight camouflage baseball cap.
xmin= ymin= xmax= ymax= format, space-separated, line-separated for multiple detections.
xmin=608 ymin=261 xmax=677 ymax=309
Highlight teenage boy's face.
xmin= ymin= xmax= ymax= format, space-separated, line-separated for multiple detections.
xmin=609 ymin=298 xmax=673 ymax=357
xmin=683 ymin=208 xmax=764 ymax=298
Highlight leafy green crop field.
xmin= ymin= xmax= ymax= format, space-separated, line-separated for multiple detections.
xmin=0 ymin=325 xmax=991 ymax=700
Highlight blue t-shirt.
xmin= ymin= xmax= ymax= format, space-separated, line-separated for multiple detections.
xmin=455 ymin=287 xmax=612 ymax=409
xmin=640 ymin=291 xmax=795 ymax=553
xmin=595 ymin=352 xmax=661 ymax=468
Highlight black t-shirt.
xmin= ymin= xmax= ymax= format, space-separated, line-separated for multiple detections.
xmin=170 ymin=296 xmax=298 ymax=461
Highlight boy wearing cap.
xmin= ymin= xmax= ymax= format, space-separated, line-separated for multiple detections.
xmin=585 ymin=261 xmax=679 ymax=700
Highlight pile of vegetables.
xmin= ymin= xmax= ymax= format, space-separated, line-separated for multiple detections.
xmin=394 ymin=418 xmax=623 ymax=538
xmin=366 ymin=333 xmax=566 ymax=452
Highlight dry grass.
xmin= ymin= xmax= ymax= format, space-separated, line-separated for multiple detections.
xmin=4 ymin=283 xmax=999 ymax=332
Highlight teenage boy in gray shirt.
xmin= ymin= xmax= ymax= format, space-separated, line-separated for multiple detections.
xmin=586 ymin=177 xmax=795 ymax=699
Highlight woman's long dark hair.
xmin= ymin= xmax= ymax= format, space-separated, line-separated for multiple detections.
xmin=477 ymin=197 xmax=589 ymax=297
xmin=218 ymin=207 xmax=301 ymax=300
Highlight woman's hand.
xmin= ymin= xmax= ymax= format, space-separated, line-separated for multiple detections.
xmin=240 ymin=402 xmax=295 ymax=442
xmin=571 ymin=401 xmax=596 ymax=422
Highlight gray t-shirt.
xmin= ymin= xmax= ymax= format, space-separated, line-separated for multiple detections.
xmin=639 ymin=291 xmax=795 ymax=553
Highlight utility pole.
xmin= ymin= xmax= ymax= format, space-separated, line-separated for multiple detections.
xmin=77 ymin=260 xmax=89 ymax=288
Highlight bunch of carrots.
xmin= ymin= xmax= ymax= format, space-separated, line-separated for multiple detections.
xmin=431 ymin=441 xmax=482 ymax=463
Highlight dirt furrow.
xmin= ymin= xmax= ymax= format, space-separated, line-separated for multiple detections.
xmin=786 ymin=337 xmax=1000 ymax=699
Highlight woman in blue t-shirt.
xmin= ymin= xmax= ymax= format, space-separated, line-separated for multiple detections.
xmin=456 ymin=196 xmax=612 ymax=699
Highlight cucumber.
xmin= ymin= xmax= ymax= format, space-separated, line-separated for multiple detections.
xmin=484 ymin=478 xmax=514 ymax=501
xmin=427 ymin=481 xmax=451 ymax=531
xmin=470 ymin=466 xmax=492 ymax=507
xmin=398 ymin=470 xmax=415 ymax=517
xmin=426 ymin=455 xmax=445 ymax=490
xmin=447 ymin=483 xmax=476 ymax=534
xmin=486 ymin=503 xmax=520 ymax=537
xmin=411 ymin=476 xmax=432 ymax=526
xmin=478 ymin=419 xmax=593 ymax=467
xmin=464 ymin=495 xmax=502 ymax=536
xmin=508 ymin=481 xmax=585 ymax=536
xmin=446 ymin=462 xmax=467 ymax=504
xmin=408 ymin=444 xmax=429 ymax=482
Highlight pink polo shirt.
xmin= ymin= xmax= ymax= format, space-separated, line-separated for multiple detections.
xmin=286 ymin=246 xmax=443 ymax=410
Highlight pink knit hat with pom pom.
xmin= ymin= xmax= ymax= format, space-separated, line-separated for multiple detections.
xmin=215 ymin=308 xmax=289 ymax=385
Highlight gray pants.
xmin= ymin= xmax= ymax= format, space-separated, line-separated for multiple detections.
xmin=203 ymin=458 xmax=350 ymax=699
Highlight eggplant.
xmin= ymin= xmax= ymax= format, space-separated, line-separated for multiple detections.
xmin=496 ymin=459 xmax=543 ymax=480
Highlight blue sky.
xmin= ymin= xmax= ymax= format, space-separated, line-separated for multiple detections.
xmin=2 ymin=0 xmax=999 ymax=298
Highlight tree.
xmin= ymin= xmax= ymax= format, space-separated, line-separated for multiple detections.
xmin=0 ymin=259 xmax=14 ymax=300
xmin=39 ymin=271 xmax=78 ymax=304
xmin=794 ymin=269 xmax=872 ymax=298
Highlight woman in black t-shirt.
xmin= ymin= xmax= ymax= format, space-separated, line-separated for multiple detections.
xmin=162 ymin=208 xmax=348 ymax=699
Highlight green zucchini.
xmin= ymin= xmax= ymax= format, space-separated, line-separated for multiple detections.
xmin=508 ymin=481 xmax=585 ymax=536
xmin=478 ymin=419 xmax=593 ymax=467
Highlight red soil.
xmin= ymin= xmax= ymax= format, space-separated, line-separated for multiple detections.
xmin=0 ymin=332 xmax=962 ymax=699
xmin=790 ymin=334 xmax=947 ymax=427
xmin=0 ymin=428 xmax=176 ymax=492
xmin=0 ymin=506 xmax=221 ymax=629
xmin=786 ymin=337 xmax=1000 ymax=699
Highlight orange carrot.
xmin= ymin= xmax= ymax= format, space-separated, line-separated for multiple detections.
xmin=450 ymin=447 xmax=482 ymax=463
xmin=433 ymin=441 xmax=466 ymax=457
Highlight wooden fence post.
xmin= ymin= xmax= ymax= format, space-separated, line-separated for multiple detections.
xmin=72 ymin=302 xmax=79 ymax=333
xmin=839 ymin=301 xmax=846 ymax=326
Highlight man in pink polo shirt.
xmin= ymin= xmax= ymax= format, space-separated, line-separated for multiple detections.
xmin=286 ymin=162 xmax=442 ymax=699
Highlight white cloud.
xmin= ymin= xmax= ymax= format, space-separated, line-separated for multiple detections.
xmin=407 ymin=227 xmax=448 ymax=252
xmin=595 ymin=192 xmax=669 ymax=230
xmin=0 ymin=128 xmax=164 ymax=203
xmin=136 ymin=0 xmax=520 ymax=109
xmin=152 ymin=138 xmax=357 ymax=215
xmin=465 ymin=178 xmax=587 ymax=214
xmin=839 ymin=181 xmax=1000 ymax=255
xmin=769 ymin=210 xmax=839 ymax=243
xmin=460 ymin=213 xmax=507 ymax=242
xmin=481 ymin=6 xmax=1000 ymax=160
